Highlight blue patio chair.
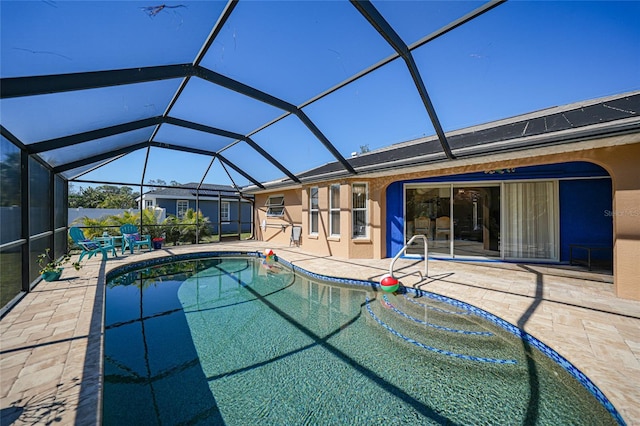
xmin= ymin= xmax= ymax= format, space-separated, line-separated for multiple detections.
xmin=69 ymin=227 xmax=117 ymax=261
xmin=120 ymin=224 xmax=152 ymax=254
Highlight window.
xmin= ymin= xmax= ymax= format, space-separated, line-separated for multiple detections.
xmin=266 ymin=195 xmax=285 ymax=217
xmin=221 ymin=201 xmax=230 ymax=222
xmin=329 ymin=184 xmax=340 ymax=236
xmin=310 ymin=187 xmax=319 ymax=234
xmin=352 ymin=183 xmax=368 ymax=238
xmin=177 ymin=200 xmax=188 ymax=218
xmin=145 ymin=200 xmax=153 ymax=209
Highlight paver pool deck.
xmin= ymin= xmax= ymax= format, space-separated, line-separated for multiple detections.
xmin=1 ymin=242 xmax=639 ymax=425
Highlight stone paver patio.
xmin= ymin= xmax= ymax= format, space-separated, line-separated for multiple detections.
xmin=1 ymin=241 xmax=639 ymax=425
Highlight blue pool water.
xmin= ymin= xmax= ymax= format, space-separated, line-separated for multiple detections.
xmin=103 ymin=255 xmax=620 ymax=425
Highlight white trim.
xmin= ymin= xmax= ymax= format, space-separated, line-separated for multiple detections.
xmin=266 ymin=194 xmax=285 ymax=217
xmin=309 ymin=186 xmax=319 ymax=235
xmin=177 ymin=200 xmax=189 ymax=218
xmin=220 ymin=201 xmax=230 ymax=222
xmin=329 ymin=184 xmax=340 ymax=237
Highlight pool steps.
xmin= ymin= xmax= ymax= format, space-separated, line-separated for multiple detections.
xmin=381 ymin=295 xmax=493 ymax=336
xmin=366 ymin=297 xmax=517 ymax=364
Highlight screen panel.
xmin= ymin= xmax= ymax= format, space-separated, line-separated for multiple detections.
xmin=1 ymin=79 xmax=182 ymax=144
xmin=199 ymin=0 xmax=394 ymax=104
xmin=1 ymin=136 xmax=22 ymax=244
xmin=0 ymin=1 xmax=224 ymax=77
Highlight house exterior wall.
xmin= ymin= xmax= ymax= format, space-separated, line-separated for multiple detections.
xmin=154 ymin=198 xmax=252 ymax=233
xmin=252 ymin=140 xmax=640 ymax=301
xmin=255 ymin=189 xmax=303 ymax=246
xmin=594 ymin=143 xmax=640 ymax=301
xmin=155 ymin=198 xmax=181 ymax=216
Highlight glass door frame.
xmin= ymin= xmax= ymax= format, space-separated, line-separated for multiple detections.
xmin=403 ymin=179 xmax=560 ymax=261
xmin=403 ymin=183 xmax=454 ymax=258
xmin=451 ymin=182 xmax=502 ymax=259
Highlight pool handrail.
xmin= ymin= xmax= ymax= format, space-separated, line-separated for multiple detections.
xmin=389 ymin=234 xmax=428 ymax=280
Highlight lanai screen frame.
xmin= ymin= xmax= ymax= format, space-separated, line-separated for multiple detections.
xmin=3 ymin=0 xmax=637 ymax=313
xmin=1 ymin=1 xmax=506 ymax=314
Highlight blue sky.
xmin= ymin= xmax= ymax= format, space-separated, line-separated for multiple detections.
xmin=1 ymin=1 xmax=639 ymax=190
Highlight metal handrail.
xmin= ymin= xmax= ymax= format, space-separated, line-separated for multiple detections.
xmin=389 ymin=234 xmax=428 ymax=280
xmin=260 ymin=220 xmax=289 ymax=232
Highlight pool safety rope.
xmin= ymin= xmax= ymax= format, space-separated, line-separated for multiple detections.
xmin=382 ymin=295 xmax=493 ymax=336
xmin=365 ymin=297 xmax=517 ymax=364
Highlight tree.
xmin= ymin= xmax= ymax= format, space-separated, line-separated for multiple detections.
xmin=147 ymin=179 xmax=166 ymax=187
xmin=179 ymin=208 xmax=211 ymax=244
xmin=359 ymin=144 xmax=370 ymax=154
xmin=146 ymin=179 xmax=181 ymax=187
xmin=69 ymin=185 xmax=139 ymax=208
xmin=0 ymin=152 xmax=21 ymax=206
xmin=100 ymin=186 xmax=138 ymax=208
xmin=71 ymin=216 xmax=113 ymax=239
xmin=163 ymin=209 xmax=210 ymax=245
xmin=69 ymin=187 xmax=102 ymax=208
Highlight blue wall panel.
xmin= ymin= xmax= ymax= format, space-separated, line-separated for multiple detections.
xmin=156 ymin=199 xmax=176 ymax=216
xmin=386 ymin=182 xmax=405 ymax=258
xmin=559 ymin=179 xmax=612 ymax=261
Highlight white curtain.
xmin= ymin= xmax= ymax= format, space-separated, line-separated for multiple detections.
xmin=504 ymin=181 xmax=557 ymax=259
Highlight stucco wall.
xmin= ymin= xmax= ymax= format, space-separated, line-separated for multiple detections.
xmin=300 ymin=183 xmax=356 ymax=258
xmin=255 ymin=189 xmax=302 ymax=247
xmin=252 ymin=140 xmax=640 ymax=300
xmin=589 ymin=143 xmax=640 ymax=300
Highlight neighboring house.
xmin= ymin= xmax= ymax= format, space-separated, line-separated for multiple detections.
xmin=138 ymin=183 xmax=253 ymax=235
xmin=247 ymin=91 xmax=640 ymax=301
xmin=68 ymin=208 xmax=166 ymax=226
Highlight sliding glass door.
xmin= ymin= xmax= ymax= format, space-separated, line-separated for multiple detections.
xmin=452 ymin=186 xmax=500 ymax=258
xmin=503 ymin=181 xmax=558 ymax=260
xmin=404 ymin=186 xmax=450 ymax=256
xmin=403 ymin=181 xmax=558 ymax=261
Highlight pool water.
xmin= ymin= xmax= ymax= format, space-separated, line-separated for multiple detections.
xmin=103 ymin=256 xmax=618 ymax=425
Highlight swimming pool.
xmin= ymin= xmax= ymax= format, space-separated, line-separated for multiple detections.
xmin=103 ymin=253 xmax=621 ymax=425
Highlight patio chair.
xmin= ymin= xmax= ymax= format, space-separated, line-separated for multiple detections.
xmin=414 ymin=216 xmax=431 ymax=239
xmin=290 ymin=225 xmax=302 ymax=246
xmin=69 ymin=227 xmax=117 ymax=261
xmin=435 ymin=216 xmax=451 ymax=241
xmin=120 ymin=224 xmax=152 ymax=254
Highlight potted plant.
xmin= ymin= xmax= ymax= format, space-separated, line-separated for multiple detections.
xmin=38 ymin=248 xmax=82 ymax=282
xmin=152 ymin=237 xmax=164 ymax=249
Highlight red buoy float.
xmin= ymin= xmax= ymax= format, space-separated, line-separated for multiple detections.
xmin=380 ymin=274 xmax=399 ymax=293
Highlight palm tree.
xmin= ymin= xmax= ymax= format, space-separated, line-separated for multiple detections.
xmin=115 ymin=210 xmax=164 ymax=239
xmin=72 ymin=216 xmax=112 ymax=239
xmin=178 ymin=209 xmax=211 ymax=244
